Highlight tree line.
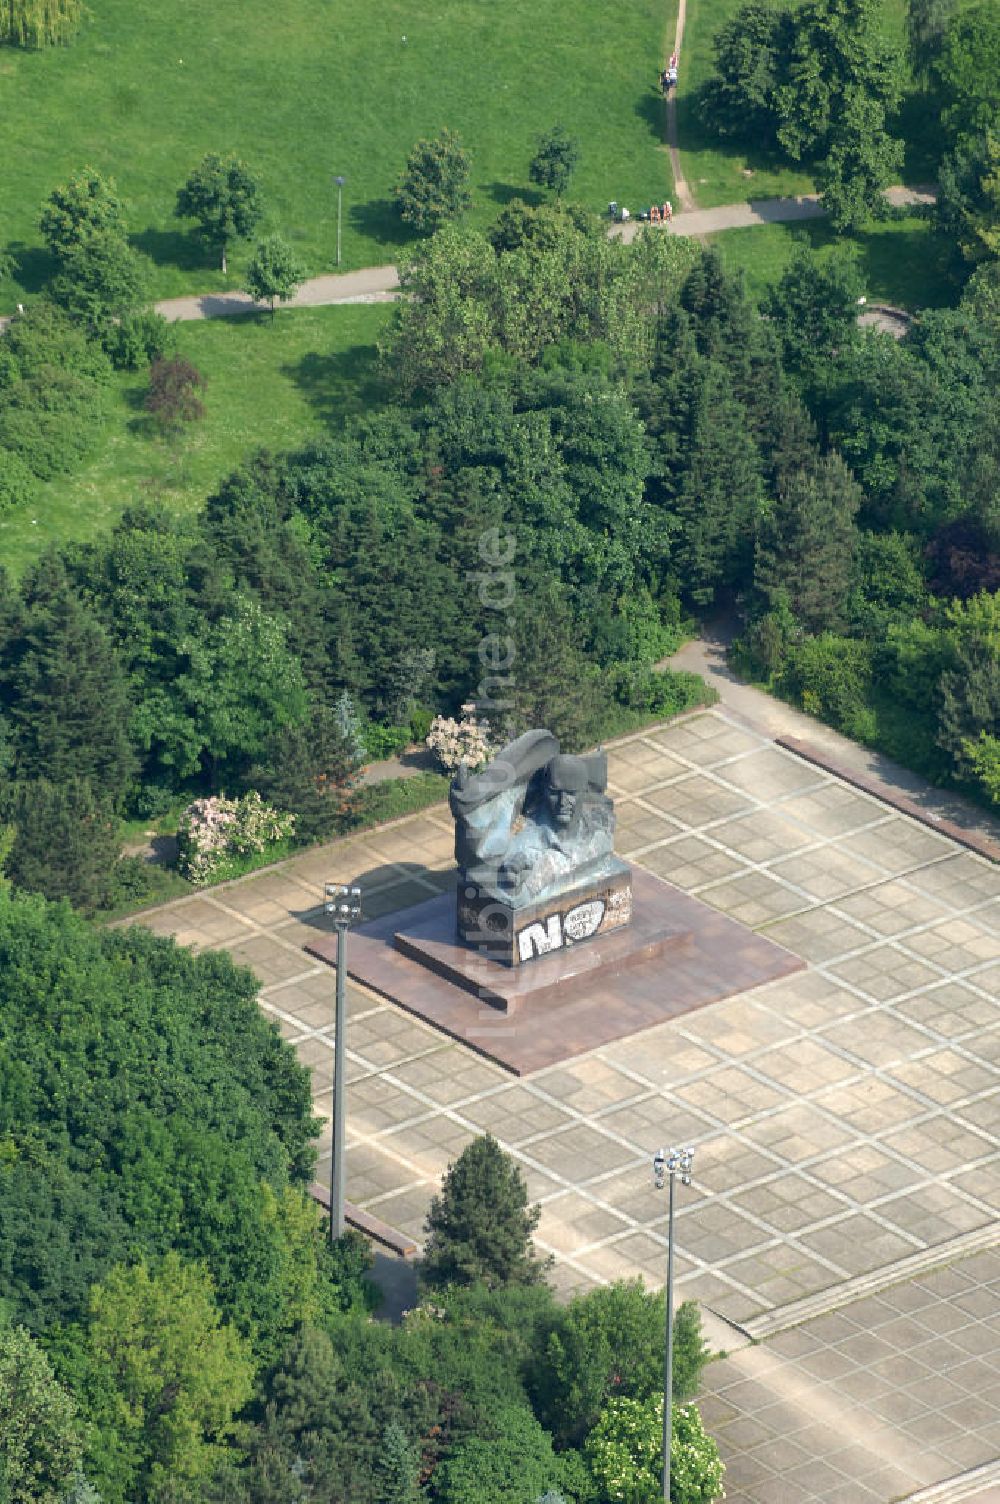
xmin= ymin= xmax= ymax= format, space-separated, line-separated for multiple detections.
xmin=0 ymin=890 xmax=721 ymax=1504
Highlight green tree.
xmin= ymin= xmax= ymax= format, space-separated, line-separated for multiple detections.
xmin=0 ymin=446 xmax=36 ymax=512
xmin=936 ymin=1 xmax=1000 ymax=144
xmin=936 ymin=129 xmax=1000 ymax=266
xmin=77 ymin=1253 xmax=255 ymax=1504
xmin=421 ymin=1134 xmax=551 ymax=1292
xmin=0 ymin=886 xmax=320 ymax=1341
xmin=174 ymin=595 xmax=309 ymax=783
xmin=531 ymin=1283 xmax=710 ymax=1449
xmin=703 ymin=0 xmax=794 ymax=145
xmin=49 ymin=231 xmax=150 ymax=357
xmin=674 ymin=359 xmax=765 ymax=603
xmin=381 ymin=225 xmax=498 ymax=392
xmin=0 ymin=1326 xmax=83 ymax=1504
xmin=245 ymin=235 xmax=306 ymax=320
xmin=765 ymin=247 xmax=863 ymax=400
xmin=0 ymin=0 xmax=83 ymax=46
xmin=175 ymin=153 xmax=264 ymax=274
xmin=5 ymin=775 xmax=121 ymax=913
xmin=249 ymin=700 xmax=360 ymax=844
xmin=2 ymin=575 xmax=135 ymax=800
xmin=39 ymin=168 xmax=127 ymax=264
xmin=433 ymin=1404 xmax=563 ymax=1504
xmin=372 ymin=1420 xmax=421 ymax=1504
xmin=395 ymin=128 xmax=472 ymax=232
xmin=529 ymin=124 xmax=580 ymax=197
xmin=816 ymin=86 xmax=905 ymax=232
xmin=937 ymin=590 xmax=1000 ymax=775
xmin=0 ymin=301 xmax=110 ymax=481
xmin=754 ymin=453 xmax=862 ymax=633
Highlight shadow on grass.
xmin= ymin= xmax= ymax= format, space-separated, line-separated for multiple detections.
xmin=676 ymin=85 xmax=795 ymax=178
xmin=634 ymin=88 xmax=667 ymax=144
xmin=752 ymin=215 xmax=961 ymax=309
xmin=281 ymin=343 xmax=390 ymax=428
xmin=132 ymin=224 xmax=213 ymax=273
xmin=348 ymin=197 xmax=419 ymax=251
xmin=5 ymin=241 xmax=57 ymax=295
xmin=484 ymin=181 xmax=544 ymax=207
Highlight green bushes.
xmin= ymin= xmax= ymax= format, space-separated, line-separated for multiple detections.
xmin=0 ymin=303 xmax=110 ymax=482
xmin=782 ymin=634 xmax=874 ymax=737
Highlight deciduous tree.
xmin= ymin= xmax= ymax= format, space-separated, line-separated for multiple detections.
xmin=0 ymin=1326 xmax=83 ymax=1504
xmin=395 ymin=129 xmax=472 ymax=232
xmin=529 ymin=124 xmax=580 ymax=197
xmin=245 ymin=235 xmax=306 ymax=320
xmin=175 ymin=153 xmax=264 ymax=273
xmin=39 ymin=168 xmax=126 ymax=263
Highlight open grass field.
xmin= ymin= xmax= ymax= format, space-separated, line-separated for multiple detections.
xmin=0 ymin=0 xmax=674 ymax=307
xmin=676 ymin=0 xmax=925 ymax=209
xmin=0 ymin=302 xmax=393 ymax=576
xmin=709 ymin=212 xmax=961 ymax=309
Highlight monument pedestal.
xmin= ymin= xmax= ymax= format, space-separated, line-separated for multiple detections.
xmin=305 ymin=868 xmax=806 ymax=1076
xmin=399 ymin=869 xmax=686 ymax=1013
xmin=457 ymin=858 xmax=633 ymax=967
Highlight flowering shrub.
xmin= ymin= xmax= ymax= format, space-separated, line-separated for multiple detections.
xmin=426 ymin=703 xmax=496 ymax=773
xmin=584 ymin=1396 xmax=725 ymax=1504
xmin=177 ymin=792 xmax=295 ymax=884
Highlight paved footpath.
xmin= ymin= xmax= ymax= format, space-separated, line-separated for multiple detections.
xmin=147 ymin=188 xmax=935 ymax=323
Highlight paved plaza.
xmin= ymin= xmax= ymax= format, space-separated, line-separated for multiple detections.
xmin=132 ymin=705 xmax=1000 ymax=1500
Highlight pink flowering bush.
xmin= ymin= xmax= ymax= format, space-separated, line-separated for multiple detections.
xmin=177 ymin=792 xmax=295 ymax=884
xmin=426 ymin=703 xmax=496 ymax=773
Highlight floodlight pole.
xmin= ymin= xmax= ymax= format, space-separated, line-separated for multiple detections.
xmin=653 ymin=1146 xmax=695 ymax=1504
xmin=333 ymin=175 xmax=346 ymax=268
xmin=324 ymin=883 xmax=362 ymax=1241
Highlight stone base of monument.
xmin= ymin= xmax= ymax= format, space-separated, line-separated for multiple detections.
xmin=456 ymin=858 xmax=633 ymax=967
xmin=305 ymin=868 xmax=805 ymax=1076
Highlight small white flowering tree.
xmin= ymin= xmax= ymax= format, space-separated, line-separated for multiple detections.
xmin=426 ymin=703 xmax=496 ymax=774
xmin=584 ymin=1395 xmax=725 ymax=1504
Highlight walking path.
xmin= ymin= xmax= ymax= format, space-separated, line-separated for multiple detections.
xmin=146 ymin=185 xmax=935 ymax=325
xmin=664 ymin=0 xmax=695 ymax=211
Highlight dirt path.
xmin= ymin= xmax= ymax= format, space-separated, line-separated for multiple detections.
xmin=665 ymin=0 xmax=695 ymax=210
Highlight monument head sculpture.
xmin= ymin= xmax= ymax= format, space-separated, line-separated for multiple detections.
xmin=449 ymin=729 xmax=616 ymax=904
xmin=543 ymin=754 xmax=589 ymax=834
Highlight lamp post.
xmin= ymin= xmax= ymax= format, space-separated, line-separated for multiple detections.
xmin=332 ymin=174 xmax=346 ymax=268
xmin=323 ymin=882 xmax=362 ymax=1241
xmin=653 ymin=1145 xmax=694 ymax=1504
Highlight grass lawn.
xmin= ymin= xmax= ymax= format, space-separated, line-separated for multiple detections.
xmin=0 ymin=302 xmax=393 ymax=576
xmin=0 ymin=0 xmax=673 ymax=307
xmin=710 ymin=213 xmax=961 ymax=309
xmin=675 ymin=0 xmax=930 ymax=209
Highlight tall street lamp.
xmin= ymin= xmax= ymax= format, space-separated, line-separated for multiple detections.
xmin=653 ymin=1145 xmax=695 ymax=1504
xmin=332 ymin=174 xmax=346 ymax=268
xmin=323 ymin=882 xmax=362 ymax=1241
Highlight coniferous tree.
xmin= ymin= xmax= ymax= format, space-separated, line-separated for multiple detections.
xmin=5 ymin=776 xmax=120 ymax=913
xmin=504 ymin=585 xmax=610 ymax=752
xmin=2 ymin=579 xmax=135 ymax=803
xmin=674 ymin=361 xmax=765 ymax=603
xmin=755 ymin=452 xmax=861 ymax=633
xmin=373 ymin=1420 xmax=422 ymax=1504
xmin=421 ymin=1135 xmax=551 ymax=1292
xmin=249 ymin=702 xmax=360 ymax=844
